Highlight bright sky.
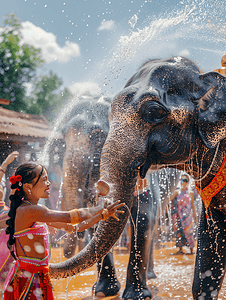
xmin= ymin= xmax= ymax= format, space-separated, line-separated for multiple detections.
xmin=1 ymin=0 xmax=226 ymax=98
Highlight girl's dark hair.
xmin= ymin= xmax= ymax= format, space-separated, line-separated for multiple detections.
xmin=5 ymin=163 xmax=44 ymax=260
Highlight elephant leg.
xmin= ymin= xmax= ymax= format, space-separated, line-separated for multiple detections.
xmin=192 ymin=203 xmax=226 ymax=300
xmin=123 ymin=190 xmax=158 ymax=300
xmin=147 ymin=236 xmax=157 ymax=279
xmin=93 ymin=251 xmax=121 ymax=297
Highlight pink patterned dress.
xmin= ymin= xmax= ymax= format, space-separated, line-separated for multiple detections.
xmin=3 ymin=223 xmax=54 ymax=300
xmin=171 ymin=188 xmax=195 ymax=249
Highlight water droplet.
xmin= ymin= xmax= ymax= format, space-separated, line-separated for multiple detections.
xmin=205 ymin=270 xmax=212 ymax=277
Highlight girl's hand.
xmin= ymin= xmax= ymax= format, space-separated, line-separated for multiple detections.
xmin=102 ymin=200 xmax=125 ymax=221
xmin=4 ymin=151 xmax=19 ymax=166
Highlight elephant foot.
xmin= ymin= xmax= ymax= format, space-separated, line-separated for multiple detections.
xmin=147 ymin=270 xmax=157 ymax=279
xmin=93 ymin=277 xmax=121 ymax=297
xmin=122 ymin=284 xmax=152 ymax=300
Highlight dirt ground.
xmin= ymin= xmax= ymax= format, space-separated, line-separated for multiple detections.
xmin=51 ymin=242 xmax=226 ymax=300
xmin=1 ymin=242 xmax=226 ymax=299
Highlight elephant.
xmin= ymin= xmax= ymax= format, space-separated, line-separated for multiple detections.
xmin=93 ymin=56 xmax=226 ymax=300
xmin=58 ymin=93 xmax=183 ymax=297
xmin=60 ymin=94 xmax=111 ymax=257
xmin=49 ymin=56 xmax=220 ymax=300
xmin=93 ymin=168 xmax=181 ymax=298
xmin=50 ymin=54 xmax=226 ymax=299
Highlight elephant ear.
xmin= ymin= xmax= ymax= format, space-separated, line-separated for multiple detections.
xmin=198 ymin=72 xmax=226 ymax=149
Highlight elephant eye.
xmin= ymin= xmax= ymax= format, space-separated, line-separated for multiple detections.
xmin=139 ymin=101 xmax=168 ymax=123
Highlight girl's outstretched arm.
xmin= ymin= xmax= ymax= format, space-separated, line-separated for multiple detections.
xmin=48 ymin=201 xmax=125 ymax=233
xmin=20 ymin=200 xmax=125 ymax=228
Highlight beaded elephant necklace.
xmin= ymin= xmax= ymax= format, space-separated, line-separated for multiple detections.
xmin=195 ymin=153 xmax=226 ymax=209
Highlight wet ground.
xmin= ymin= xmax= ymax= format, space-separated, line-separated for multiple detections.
xmin=1 ymin=241 xmax=226 ymax=299
xmin=51 ymin=241 xmax=226 ymax=300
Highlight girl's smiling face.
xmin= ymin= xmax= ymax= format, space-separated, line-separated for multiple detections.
xmin=30 ymin=167 xmax=51 ymax=200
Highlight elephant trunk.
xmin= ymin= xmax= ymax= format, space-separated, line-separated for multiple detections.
xmin=49 ymin=135 xmax=136 ymax=278
xmin=49 ymin=217 xmax=128 ymax=278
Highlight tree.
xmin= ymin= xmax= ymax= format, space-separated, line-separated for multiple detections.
xmin=25 ymin=71 xmax=72 ymax=121
xmin=0 ymin=13 xmax=72 ymax=121
xmin=0 ymin=13 xmax=43 ymax=112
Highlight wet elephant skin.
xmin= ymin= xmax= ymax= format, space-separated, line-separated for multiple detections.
xmin=50 ymin=56 xmax=226 ymax=300
xmin=60 ymin=95 xmax=110 ymax=257
xmin=58 ymin=94 xmax=181 ymax=298
xmin=98 ymin=57 xmax=226 ymax=299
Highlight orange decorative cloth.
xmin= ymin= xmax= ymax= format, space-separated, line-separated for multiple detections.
xmin=3 ymin=262 xmax=53 ymax=300
xmin=3 ymin=223 xmax=54 ymax=300
xmin=195 ymin=154 xmax=226 ymax=208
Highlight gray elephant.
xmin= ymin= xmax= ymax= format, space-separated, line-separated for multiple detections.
xmin=49 ymin=56 xmax=226 ymax=299
xmin=60 ymin=95 xmax=111 ymax=257
xmin=59 ymin=94 xmax=182 ymax=298
xmin=93 ymin=56 xmax=226 ymax=300
xmin=94 ymin=168 xmax=181 ymax=298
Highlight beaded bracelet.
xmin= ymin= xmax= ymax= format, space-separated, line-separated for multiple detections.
xmin=102 ymin=209 xmax=109 ymax=221
xmin=0 ymin=167 xmax=5 ymax=173
xmin=69 ymin=209 xmax=81 ymax=225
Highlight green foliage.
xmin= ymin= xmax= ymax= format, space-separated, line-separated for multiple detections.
xmin=0 ymin=13 xmax=72 ymax=121
xmin=25 ymin=71 xmax=72 ymax=121
xmin=0 ymin=13 xmax=43 ymax=111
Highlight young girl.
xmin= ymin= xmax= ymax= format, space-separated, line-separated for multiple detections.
xmin=3 ymin=162 xmax=124 ymax=299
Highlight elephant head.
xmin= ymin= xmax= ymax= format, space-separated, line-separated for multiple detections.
xmin=60 ymin=95 xmax=110 ymax=257
xmin=61 ymin=95 xmax=110 ymax=210
xmin=50 ymin=56 xmax=226 ymax=278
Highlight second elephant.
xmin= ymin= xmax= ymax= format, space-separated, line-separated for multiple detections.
xmin=59 ymin=94 xmax=182 ymax=299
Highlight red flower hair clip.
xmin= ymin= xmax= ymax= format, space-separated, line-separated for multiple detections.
xmin=9 ymin=175 xmax=22 ymax=185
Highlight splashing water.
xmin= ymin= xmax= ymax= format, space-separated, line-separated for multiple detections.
xmin=41 ymin=0 xmax=226 ymax=162
xmin=109 ymin=6 xmax=195 ymax=67
xmin=98 ymin=0 xmax=226 ymax=95
xmin=39 ymin=1 xmax=226 ymax=297
xmin=39 ymin=93 xmax=82 ymax=164
xmin=128 ymin=14 xmax=139 ymax=29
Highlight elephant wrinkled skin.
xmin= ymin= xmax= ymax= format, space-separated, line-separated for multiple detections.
xmin=58 ymin=94 xmax=181 ymax=298
xmin=50 ymin=56 xmax=226 ymax=300
xmin=60 ymin=95 xmax=110 ymax=257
